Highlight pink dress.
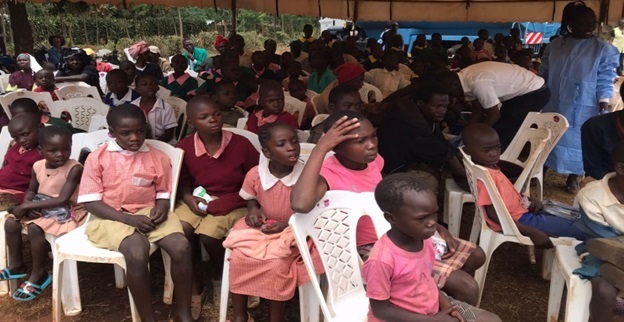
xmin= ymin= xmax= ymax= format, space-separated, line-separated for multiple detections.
xmin=225 ymin=159 xmax=324 ymax=301
xmin=24 ymin=159 xmax=86 ymax=236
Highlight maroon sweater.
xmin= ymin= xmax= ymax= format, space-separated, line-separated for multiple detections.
xmin=245 ymin=110 xmax=299 ymax=134
xmin=0 ymin=144 xmax=43 ymax=202
xmin=176 ymin=133 xmax=259 ymax=216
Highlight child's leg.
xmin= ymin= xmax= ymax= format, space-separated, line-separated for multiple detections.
xmin=180 ymin=222 xmax=202 ymax=292
xmin=4 ymin=217 xmax=25 ymax=273
xmin=590 ymin=277 xmax=618 ymax=322
xmin=268 ymin=300 xmax=287 ymax=322
xmin=231 ymin=293 xmax=249 ymax=322
xmin=460 ymin=246 xmax=486 ymax=274
xmin=25 ymin=224 xmax=48 ymax=283
xmin=448 ymin=296 xmax=502 ymax=322
xmin=117 ymin=232 xmax=156 ymax=322
xmin=156 ymin=233 xmax=193 ymax=322
xmin=518 ymin=213 xmax=589 ymax=240
xmin=199 ymin=234 xmax=226 ymax=279
xmin=475 ymin=310 xmax=503 ymax=322
xmin=443 ymin=271 xmax=479 ymax=306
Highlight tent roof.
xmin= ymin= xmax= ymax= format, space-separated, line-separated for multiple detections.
xmin=36 ymin=0 xmax=624 ymax=23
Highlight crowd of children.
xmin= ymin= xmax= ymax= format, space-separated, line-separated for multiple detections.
xmin=2 ymin=5 xmax=624 ymax=321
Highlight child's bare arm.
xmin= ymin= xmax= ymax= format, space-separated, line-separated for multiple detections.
xmin=484 ymin=205 xmax=553 ymax=249
xmin=85 ymin=201 xmax=156 ymax=233
xmin=370 ymin=299 xmax=457 ymax=322
xmin=291 ymin=116 xmax=360 ymax=213
xmin=158 ymin=128 xmax=175 ymax=143
xmin=245 ymin=199 xmax=265 ymax=227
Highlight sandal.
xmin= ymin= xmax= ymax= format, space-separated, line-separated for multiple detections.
xmin=0 ymin=268 xmax=27 ymax=281
xmin=191 ymin=288 xmax=207 ymax=320
xmin=12 ymin=274 xmax=52 ymax=301
xmin=247 ymin=296 xmax=260 ymax=309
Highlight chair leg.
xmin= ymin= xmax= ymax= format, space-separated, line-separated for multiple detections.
xmin=161 ymin=251 xmax=173 ymax=305
xmin=536 ymin=175 xmax=544 ymax=202
xmin=299 ymin=280 xmax=320 ymax=322
xmin=541 ymin=248 xmax=554 ymax=280
xmin=61 ymin=259 xmax=82 ymax=316
xmin=0 ymin=211 xmax=8 ymax=295
xmin=565 ymin=277 xmax=591 ymax=322
xmin=447 ymin=192 xmax=464 ymax=237
xmin=219 ymin=249 xmax=231 ymax=322
xmin=547 ymin=254 xmax=564 ymax=322
xmin=529 ymin=245 xmax=537 ymax=265
xmin=473 ymin=229 xmax=502 ymax=306
xmin=52 ymin=258 xmax=64 ymax=322
xmin=114 ymin=264 xmax=126 ymax=289
xmin=469 ymin=211 xmax=481 ymax=244
xmin=443 ymin=189 xmax=452 ymax=225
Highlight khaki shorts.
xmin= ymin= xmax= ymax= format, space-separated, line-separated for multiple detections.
xmin=174 ymin=202 xmax=247 ymax=239
xmin=85 ymin=207 xmax=184 ymax=251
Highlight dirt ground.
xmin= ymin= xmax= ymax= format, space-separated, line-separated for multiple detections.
xmin=0 ymin=171 xmax=591 ymax=321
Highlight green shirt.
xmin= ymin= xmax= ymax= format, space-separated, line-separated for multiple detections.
xmin=308 ymin=68 xmax=336 ymax=93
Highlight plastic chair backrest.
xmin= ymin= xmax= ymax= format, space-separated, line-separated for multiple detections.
xmin=299 ymin=142 xmax=334 ymax=163
xmin=56 ymin=85 xmax=102 ymax=101
xmin=50 ymin=98 xmax=110 ymax=132
xmin=28 ymin=54 xmax=42 ymax=73
xmin=500 ymin=128 xmax=551 ymax=193
xmin=157 ymin=86 xmax=171 ymax=99
xmin=283 ymin=95 xmax=307 ymax=126
xmin=359 ymin=83 xmax=382 ymax=103
xmin=0 ymin=74 xmax=10 ymax=93
xmin=233 ymin=106 xmax=249 ymax=117
xmin=236 ymin=117 xmax=247 ymax=129
xmin=460 ymin=148 xmax=533 ymax=244
xmin=359 ymin=192 xmax=391 ymax=238
xmin=311 ymin=114 xmax=329 ymax=127
xmin=502 ymin=112 xmax=568 ymax=171
xmin=164 ymin=96 xmax=188 ymax=141
xmin=99 ymin=73 xmax=108 ymax=93
xmin=0 ymin=91 xmax=55 ymax=119
xmin=145 ymin=140 xmax=184 ymax=212
xmin=88 ymin=114 xmax=109 ymax=132
xmin=0 ymin=126 xmax=12 ymax=168
xmin=56 ymin=82 xmax=90 ymax=89
xmin=289 ymin=191 xmax=368 ymax=319
xmin=306 ymin=89 xmax=318 ymax=99
xmin=222 ymin=127 xmax=261 ymax=152
xmin=297 ymin=130 xmax=310 ymax=143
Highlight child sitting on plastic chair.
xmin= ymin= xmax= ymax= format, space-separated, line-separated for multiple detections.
xmin=210 ymin=81 xmax=246 ymax=128
xmin=104 ymin=69 xmax=140 ymax=107
xmin=77 ymin=104 xmax=193 ymax=322
xmin=160 ymin=55 xmax=198 ymax=102
xmin=3 ymin=126 xmax=85 ymax=301
xmin=33 ymin=69 xmax=59 ymax=101
xmin=245 ymin=80 xmax=299 ymax=134
xmin=364 ymin=173 xmax=501 ymax=322
xmin=462 ymin=123 xmax=589 ymax=250
xmin=224 ymin=123 xmax=324 ymax=322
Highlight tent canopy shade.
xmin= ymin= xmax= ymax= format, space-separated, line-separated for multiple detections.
xmin=30 ymin=0 xmax=624 ymax=23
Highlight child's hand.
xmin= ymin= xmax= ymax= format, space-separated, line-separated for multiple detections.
xmin=435 ymin=306 xmax=462 ymax=322
xmin=261 ymin=221 xmax=288 ymax=235
xmin=26 ymin=210 xmax=43 ymax=220
xmin=529 ymin=230 xmax=554 ymax=249
xmin=528 ymin=199 xmax=544 ymax=213
xmin=450 ymin=309 xmax=465 ymax=322
xmin=316 ymin=116 xmax=360 ymax=153
xmin=126 ymin=215 xmax=157 ymax=233
xmin=11 ymin=205 xmax=27 ymax=219
xmin=245 ymin=208 xmax=266 ymax=228
xmin=436 ymin=224 xmax=457 ymax=259
xmin=149 ymin=206 xmax=169 ymax=226
xmin=183 ymin=195 xmax=208 ymax=216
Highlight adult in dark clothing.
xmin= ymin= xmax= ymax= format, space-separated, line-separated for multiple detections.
xmin=581 ymin=109 xmax=624 ymax=179
xmin=55 ymin=48 xmax=104 ymax=97
xmin=377 ymin=81 xmax=466 ymax=193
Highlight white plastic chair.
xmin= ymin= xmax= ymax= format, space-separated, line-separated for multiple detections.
xmin=311 ymin=114 xmax=329 ymax=127
xmin=444 ymin=127 xmax=552 ymax=237
xmin=297 ymin=130 xmax=310 ymax=143
xmin=99 ymin=73 xmax=108 ymax=94
xmin=359 ymin=83 xmax=382 ymax=104
xmin=123 ymin=48 xmax=135 ymax=63
xmin=194 ymin=77 xmax=205 ymax=87
xmin=52 ymin=137 xmax=181 ymax=321
xmin=49 ymin=98 xmax=109 ymax=132
xmin=460 ymin=147 xmax=576 ymax=305
xmin=0 ymin=74 xmax=10 ymax=93
xmin=236 ymin=117 xmax=248 ymax=129
xmin=163 ymin=96 xmax=187 ymax=141
xmin=0 ymin=91 xmax=55 ymax=119
xmin=284 ymin=95 xmax=307 ymax=126
xmin=0 ymin=126 xmax=13 ymax=295
xmin=157 ymin=86 xmax=171 ymax=99
xmin=503 ymin=112 xmax=569 ymax=200
xmin=55 ymin=85 xmax=102 ymax=101
xmin=306 ymin=89 xmax=319 ymax=99
xmin=28 ymin=54 xmax=42 ymax=73
xmin=547 ymin=243 xmax=591 ymax=322
xmin=56 ymin=82 xmax=90 ymax=89
xmin=223 ymin=127 xmax=261 ymax=152
xmin=87 ymin=114 xmax=108 ymax=133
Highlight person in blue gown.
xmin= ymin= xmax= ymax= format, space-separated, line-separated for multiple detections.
xmin=540 ymin=5 xmax=618 ymax=193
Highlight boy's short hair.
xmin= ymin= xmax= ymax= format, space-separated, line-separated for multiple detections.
xmin=462 ymin=123 xmax=497 ymax=148
xmin=259 ymin=80 xmax=283 ymax=98
xmin=135 ymin=72 xmax=157 ymax=86
xmin=258 ymin=122 xmax=295 ymax=150
xmin=106 ymin=69 xmax=128 ymax=82
xmin=328 ymin=84 xmax=360 ymax=104
xmin=323 ymin=109 xmax=365 ymax=133
xmin=375 ymin=173 xmax=431 ymax=214
xmin=414 ymin=81 xmax=449 ymax=103
xmin=106 ymin=103 xmax=146 ymax=128
xmin=9 ymin=98 xmax=40 ymax=115
xmin=35 ymin=69 xmax=54 ymax=78
xmin=213 ymin=81 xmax=235 ymax=93
xmin=38 ymin=125 xmax=72 ymax=147
xmin=187 ymin=95 xmax=218 ymax=117
xmin=289 ymin=79 xmax=306 ymax=90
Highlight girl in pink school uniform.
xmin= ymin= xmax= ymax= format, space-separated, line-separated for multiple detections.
xmin=224 ymin=123 xmax=323 ymax=322
xmin=245 ymin=80 xmax=299 ymax=134
xmin=2 ymin=126 xmax=85 ymax=301
xmin=291 ymin=110 xmax=486 ymax=305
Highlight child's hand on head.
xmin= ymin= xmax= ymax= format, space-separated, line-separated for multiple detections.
xmin=245 ymin=208 xmax=266 ymax=228
xmin=316 ymin=116 xmax=360 ymax=152
xmin=261 ymin=221 xmax=288 ymax=235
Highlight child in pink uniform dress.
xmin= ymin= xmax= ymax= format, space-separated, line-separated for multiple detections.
xmin=364 ymin=174 xmax=501 ymax=322
xmin=3 ymin=126 xmax=85 ymax=301
xmin=224 ymin=123 xmax=323 ymax=322
xmin=245 ymin=80 xmax=299 ymax=134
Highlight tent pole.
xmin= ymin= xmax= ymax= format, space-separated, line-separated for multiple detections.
xmin=232 ymin=0 xmax=237 ymax=32
xmin=353 ymin=0 xmax=359 ymax=22
xmin=178 ymin=7 xmax=183 ymax=38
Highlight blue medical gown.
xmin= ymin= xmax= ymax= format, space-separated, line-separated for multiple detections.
xmin=540 ymin=37 xmax=618 ymax=174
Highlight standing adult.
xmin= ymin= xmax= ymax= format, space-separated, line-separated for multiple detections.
xmin=540 ymin=5 xmax=619 ymax=193
xmin=182 ymin=39 xmax=209 ymax=72
xmin=439 ymin=62 xmax=549 ymax=149
xmin=613 ymin=19 xmax=624 ymax=75
xmin=47 ymin=35 xmax=65 ymax=68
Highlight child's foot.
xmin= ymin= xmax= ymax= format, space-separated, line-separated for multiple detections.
xmin=12 ymin=273 xmax=52 ymax=301
xmin=190 ymin=288 xmax=207 ymax=320
xmin=566 ymin=175 xmax=580 ymax=194
xmin=0 ymin=267 xmax=27 ymax=281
